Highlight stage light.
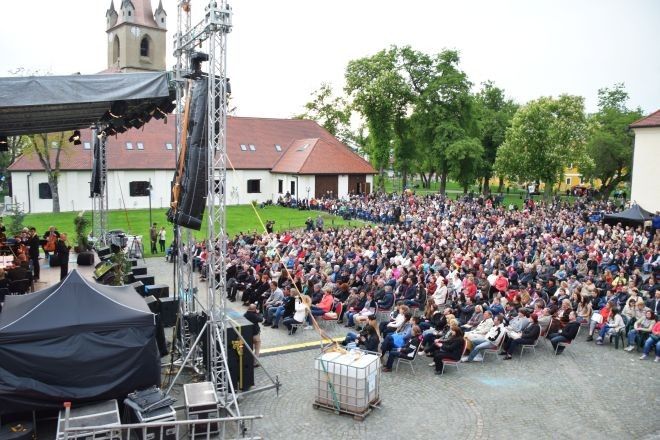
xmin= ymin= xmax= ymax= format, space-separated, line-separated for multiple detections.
xmin=225 ymin=78 xmax=231 ymax=95
xmin=69 ymin=130 xmax=82 ymax=145
xmin=0 ymin=135 xmax=8 ymax=152
xmin=109 ymin=100 xmax=128 ymax=118
xmin=184 ymin=52 xmax=208 ymax=79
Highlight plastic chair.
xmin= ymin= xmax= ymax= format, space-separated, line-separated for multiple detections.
xmin=480 ymin=337 xmax=505 ymax=365
xmin=441 ymin=340 xmax=467 ymax=375
xmin=519 ymin=338 xmax=540 ymax=361
xmin=395 ymin=342 xmax=421 ymax=373
xmin=608 ymin=328 xmax=626 ymax=349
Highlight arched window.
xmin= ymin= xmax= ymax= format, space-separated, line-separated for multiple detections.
xmin=113 ymin=36 xmax=120 ymax=62
xmin=140 ymin=37 xmax=149 ymax=57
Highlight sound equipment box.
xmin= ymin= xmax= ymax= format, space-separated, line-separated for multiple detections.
xmin=76 ymin=251 xmax=95 ymax=266
xmin=93 ymin=261 xmax=115 ymax=280
xmin=145 ymin=283 xmax=169 ymax=299
xmin=49 ymin=254 xmax=60 ymax=267
xmin=131 ymin=281 xmax=145 ymax=297
xmin=132 ymin=265 xmax=148 ymax=276
xmin=128 ymin=258 xmax=138 ymax=267
xmin=96 ymin=247 xmax=112 ymax=258
xmin=134 ymin=274 xmax=155 ymax=287
xmin=159 ymin=297 xmax=179 ymax=328
xmin=144 ymin=295 xmax=160 ymax=314
xmin=183 ymin=382 xmax=219 ymax=437
xmin=56 ymin=400 xmax=120 ymax=440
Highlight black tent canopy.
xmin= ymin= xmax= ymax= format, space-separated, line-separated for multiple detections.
xmin=0 ymin=72 xmax=175 ymax=137
xmin=0 ymin=270 xmax=160 ymax=414
xmin=603 ymin=204 xmax=653 ymax=226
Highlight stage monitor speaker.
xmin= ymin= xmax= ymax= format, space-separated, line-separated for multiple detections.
xmin=132 ymin=265 xmax=148 ymax=276
xmin=134 ymin=274 xmax=155 ymax=287
xmin=128 ymin=258 xmax=139 ymax=267
xmin=145 ymin=283 xmax=169 ymax=299
xmin=159 ymin=297 xmax=179 ymax=328
xmin=76 ymin=251 xmax=95 ymax=266
xmin=144 ymin=295 xmax=160 ymax=314
xmin=49 ymin=254 xmax=61 ymax=267
xmin=170 ymin=77 xmax=208 ymax=231
xmin=129 ymin=181 xmax=151 ymax=197
xmin=131 ymin=281 xmax=145 ymax=296
xmin=96 ymin=247 xmax=112 ymax=258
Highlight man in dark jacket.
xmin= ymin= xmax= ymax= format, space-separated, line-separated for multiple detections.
xmin=27 ymin=227 xmax=41 ymax=281
xmin=55 ymin=233 xmax=71 ymax=281
xmin=548 ymin=311 xmax=580 ymax=354
xmin=244 ymin=304 xmax=263 ymax=365
xmin=382 ymin=326 xmax=422 ymax=372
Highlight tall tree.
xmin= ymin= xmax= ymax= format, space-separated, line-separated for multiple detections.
xmin=474 ymin=81 xmax=517 ymax=194
xmin=295 ymin=82 xmax=351 ymax=142
xmin=581 ymin=83 xmax=642 ymax=199
xmin=24 ymin=132 xmax=70 ymax=213
xmin=0 ymin=135 xmax=28 ymax=196
xmin=445 ymin=137 xmax=484 ymax=193
xmin=345 ymin=47 xmax=411 ymax=189
xmin=494 ymin=95 xmax=588 ymax=198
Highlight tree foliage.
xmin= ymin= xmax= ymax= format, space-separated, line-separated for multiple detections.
xmin=295 ymin=82 xmax=351 ymax=142
xmin=581 ymin=83 xmax=642 ymax=199
xmin=445 ymin=137 xmax=484 ymax=192
xmin=23 ymin=132 xmax=71 ymax=213
xmin=494 ymin=95 xmax=588 ymax=197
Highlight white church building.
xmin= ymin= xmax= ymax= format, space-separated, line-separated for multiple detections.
xmin=630 ymin=110 xmax=660 ymax=213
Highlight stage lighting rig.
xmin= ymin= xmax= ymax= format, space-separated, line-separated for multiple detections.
xmin=184 ymin=52 xmax=209 ymax=79
xmin=69 ymin=130 xmax=82 ymax=145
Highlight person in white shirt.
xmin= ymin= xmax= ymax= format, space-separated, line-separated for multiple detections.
xmin=465 ymin=315 xmax=506 ymax=362
xmin=465 ymin=311 xmax=494 ymax=341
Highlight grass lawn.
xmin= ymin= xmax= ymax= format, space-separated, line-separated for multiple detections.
xmin=17 ymin=205 xmax=361 ymax=257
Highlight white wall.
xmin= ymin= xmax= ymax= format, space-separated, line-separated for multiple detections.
xmin=366 ymin=175 xmax=374 ymax=193
xmin=631 ymin=127 xmax=660 ymax=213
xmin=226 ymin=169 xmax=274 ymax=205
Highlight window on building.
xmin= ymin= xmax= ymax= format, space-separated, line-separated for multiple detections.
xmin=129 ymin=181 xmax=150 ymax=197
xmin=240 ymin=144 xmax=247 ymax=151
xmin=275 ymin=144 xmax=282 ymax=152
xmin=278 ymin=179 xmax=283 ymax=194
xmin=126 ymin=142 xmax=133 ymax=150
xmin=38 ymin=183 xmax=52 ymax=199
xmin=166 ymin=143 xmax=173 ymax=150
xmin=290 ymin=181 xmax=296 ymax=195
xmin=128 ymin=11 xmax=132 ymax=16
xmin=566 ymin=178 xmax=571 ymax=185
xmin=249 ymin=144 xmax=256 ymax=151
xmin=83 ymin=142 xmax=91 ymax=150
xmin=137 ymin=142 xmax=144 ymax=150
xmin=140 ymin=37 xmax=149 ymax=57
xmin=247 ymin=179 xmax=261 ymax=193
xmin=569 ymin=163 xmax=573 ymax=170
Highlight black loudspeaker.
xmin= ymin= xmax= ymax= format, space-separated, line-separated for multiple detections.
xmin=131 ymin=281 xmax=145 ymax=296
xmin=134 ymin=274 xmax=155 ymax=287
xmin=169 ymin=77 xmax=208 ymax=231
xmin=91 ymin=135 xmax=102 ymax=196
xmin=159 ymin=297 xmax=179 ymax=327
xmin=124 ymin=273 xmax=136 ymax=284
xmin=96 ymin=247 xmax=112 ymax=258
xmin=49 ymin=254 xmax=60 ymax=267
xmin=129 ymin=181 xmax=151 ymax=197
xmin=144 ymin=295 xmax=160 ymax=314
xmin=128 ymin=258 xmax=138 ymax=267
xmin=132 ymin=265 xmax=147 ymax=276
xmin=76 ymin=251 xmax=95 ymax=266
xmin=145 ymin=283 xmax=169 ymax=299
xmin=154 ymin=314 xmax=169 ymax=357
xmin=226 ymin=318 xmax=255 ymax=391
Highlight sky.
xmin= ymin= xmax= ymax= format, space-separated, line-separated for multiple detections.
xmin=1 ymin=0 xmax=659 ymax=119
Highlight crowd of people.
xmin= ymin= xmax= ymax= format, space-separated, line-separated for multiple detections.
xmin=205 ymin=191 xmax=660 ymax=371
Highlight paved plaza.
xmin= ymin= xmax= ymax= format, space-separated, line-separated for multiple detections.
xmin=31 ymin=256 xmax=660 ymax=439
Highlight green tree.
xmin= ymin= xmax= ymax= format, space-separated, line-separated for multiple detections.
xmin=474 ymin=81 xmax=517 ymax=194
xmin=24 ymin=132 xmax=70 ymax=213
xmin=295 ymin=82 xmax=351 ymax=142
xmin=345 ymin=47 xmax=411 ymax=189
xmin=0 ymin=135 xmax=28 ymax=196
xmin=581 ymin=84 xmax=642 ymax=199
xmin=445 ymin=138 xmax=484 ymax=193
xmin=494 ymin=95 xmax=588 ymax=198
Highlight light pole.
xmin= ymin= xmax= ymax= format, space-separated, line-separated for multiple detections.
xmin=148 ymin=179 xmax=153 ymax=228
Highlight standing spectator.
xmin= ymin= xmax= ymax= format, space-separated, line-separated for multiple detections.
xmin=149 ymin=223 xmax=158 ymax=254
xmin=158 ymin=227 xmax=166 ymax=253
xmin=55 ymin=233 xmax=71 ymax=281
xmin=243 ymin=304 xmax=263 ymax=365
xmin=27 ymin=227 xmax=41 ymax=282
xmin=315 ymin=214 xmax=324 ymax=231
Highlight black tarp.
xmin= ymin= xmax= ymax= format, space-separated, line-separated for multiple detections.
xmin=0 ymin=72 xmax=174 ymax=136
xmin=0 ymin=270 xmax=159 ymax=415
xmin=603 ymin=204 xmax=653 ymax=226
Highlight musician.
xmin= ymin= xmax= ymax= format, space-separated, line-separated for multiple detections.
xmin=43 ymin=226 xmax=59 ymax=259
xmin=27 ymin=227 xmax=41 ymax=281
xmin=55 ymin=233 xmax=71 ymax=281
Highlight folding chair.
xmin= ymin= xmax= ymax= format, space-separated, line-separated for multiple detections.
xmin=441 ymin=340 xmax=467 ymax=375
xmin=376 ymin=306 xmax=392 ymax=323
xmin=394 ymin=342 xmax=421 ymax=373
xmin=519 ymin=338 xmax=540 ymax=362
xmin=320 ymin=302 xmax=343 ymax=330
xmin=480 ymin=337 xmax=505 ymax=365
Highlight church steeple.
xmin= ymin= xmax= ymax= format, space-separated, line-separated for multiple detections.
xmin=105 ymin=0 xmax=167 ymax=72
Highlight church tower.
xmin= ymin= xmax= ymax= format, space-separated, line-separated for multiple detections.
xmin=106 ymin=0 xmax=167 ymax=72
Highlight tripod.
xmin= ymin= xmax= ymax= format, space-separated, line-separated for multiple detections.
xmin=127 ymin=236 xmax=146 ymax=264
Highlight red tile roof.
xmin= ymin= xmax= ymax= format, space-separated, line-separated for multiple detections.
xmin=110 ymin=0 xmax=160 ymax=30
xmin=9 ymin=117 xmax=377 ymax=175
xmin=630 ymin=109 xmax=660 ymax=128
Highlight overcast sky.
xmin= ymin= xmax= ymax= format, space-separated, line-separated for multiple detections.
xmin=1 ymin=0 xmax=659 ymax=118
